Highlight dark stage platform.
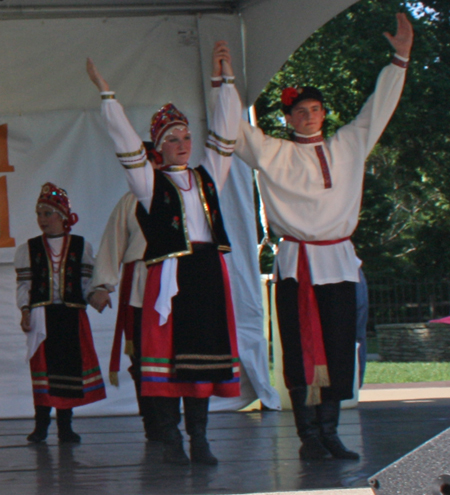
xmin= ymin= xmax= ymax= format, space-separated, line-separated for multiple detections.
xmin=1 ymin=398 xmax=449 ymax=495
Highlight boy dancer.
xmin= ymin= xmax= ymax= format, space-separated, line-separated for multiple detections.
xmin=235 ymin=14 xmax=413 ymax=460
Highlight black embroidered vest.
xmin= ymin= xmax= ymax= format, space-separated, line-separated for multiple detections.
xmin=28 ymin=235 xmax=86 ymax=308
xmin=136 ymin=166 xmax=231 ymax=265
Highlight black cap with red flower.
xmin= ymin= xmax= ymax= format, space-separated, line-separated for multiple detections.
xmin=281 ymin=86 xmax=324 ymax=115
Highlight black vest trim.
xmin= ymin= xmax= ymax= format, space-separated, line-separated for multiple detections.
xmin=143 ymin=248 xmax=193 ymax=267
xmin=193 ymin=166 xmax=231 ymax=253
xmin=136 ymin=166 xmax=231 ymax=266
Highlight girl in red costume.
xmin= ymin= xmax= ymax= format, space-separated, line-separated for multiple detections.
xmin=87 ymin=42 xmax=240 ymax=465
xmin=14 ymin=183 xmax=106 ymax=443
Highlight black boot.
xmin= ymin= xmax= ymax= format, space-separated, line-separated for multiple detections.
xmin=184 ymin=397 xmax=218 ymax=465
xmin=317 ymin=400 xmax=359 ymax=460
xmin=27 ymin=406 xmax=51 ymax=443
xmin=154 ymin=397 xmax=189 ymax=465
xmin=140 ymin=397 xmax=163 ymax=442
xmin=129 ymin=355 xmax=162 ymax=441
xmin=56 ymin=409 xmax=81 ymax=443
xmin=289 ymin=388 xmax=332 ymax=461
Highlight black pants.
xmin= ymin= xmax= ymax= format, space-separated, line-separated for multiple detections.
xmin=276 ymin=278 xmax=356 ymax=401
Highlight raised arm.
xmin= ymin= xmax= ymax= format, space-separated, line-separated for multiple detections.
xmin=87 ymin=58 xmax=154 ymax=211
xmin=203 ymin=41 xmax=241 ymax=191
xmin=87 ymin=57 xmax=110 ymax=92
xmin=336 ymin=13 xmax=413 ymax=158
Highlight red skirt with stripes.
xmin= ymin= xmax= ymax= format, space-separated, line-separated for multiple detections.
xmin=140 ymin=247 xmax=240 ymax=398
xmin=30 ymin=306 xmax=106 ymax=408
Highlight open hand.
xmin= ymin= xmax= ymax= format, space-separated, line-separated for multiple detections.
xmin=383 ymin=13 xmax=414 ymax=59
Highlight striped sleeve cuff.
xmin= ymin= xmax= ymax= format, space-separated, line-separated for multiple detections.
xmin=210 ymin=76 xmax=236 ymax=87
xmin=392 ymin=54 xmax=409 ymax=69
xmin=205 ymin=130 xmax=236 ymax=157
xmin=101 ymin=91 xmax=116 ymax=100
xmin=116 ymin=143 xmax=147 ymax=169
xmin=222 ymin=76 xmax=235 ymax=84
xmin=16 ymin=267 xmax=32 ymax=282
xmin=81 ymin=263 xmax=94 ymax=278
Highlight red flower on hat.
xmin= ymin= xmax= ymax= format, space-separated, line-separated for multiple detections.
xmin=281 ymin=87 xmax=299 ymax=106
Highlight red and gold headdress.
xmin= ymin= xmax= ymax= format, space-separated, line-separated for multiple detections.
xmin=36 ymin=182 xmax=78 ymax=232
xmin=150 ymin=103 xmax=189 ymax=151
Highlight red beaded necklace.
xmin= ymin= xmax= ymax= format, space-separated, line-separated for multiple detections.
xmin=176 ymin=169 xmax=193 ymax=192
xmin=43 ymin=234 xmax=68 ymax=273
xmin=164 ymin=168 xmax=193 ymax=192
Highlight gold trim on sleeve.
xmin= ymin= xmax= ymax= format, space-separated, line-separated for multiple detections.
xmin=222 ymin=77 xmax=235 ymax=84
xmin=208 ymin=130 xmax=237 ymax=146
xmin=121 ymin=160 xmax=147 ymax=169
xmin=205 ymin=142 xmax=233 ymax=157
xmin=116 ymin=144 xmax=145 ymax=158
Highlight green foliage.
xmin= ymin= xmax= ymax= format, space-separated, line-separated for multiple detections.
xmin=254 ymin=0 xmax=450 ymax=278
xmin=365 ymin=361 xmax=450 ymax=383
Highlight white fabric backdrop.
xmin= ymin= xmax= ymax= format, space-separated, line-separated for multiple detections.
xmin=241 ymin=0 xmax=360 ymax=104
xmin=0 ymin=13 xmax=280 ymax=418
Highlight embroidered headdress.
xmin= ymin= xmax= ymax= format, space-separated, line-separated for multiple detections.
xmin=36 ymin=182 xmax=78 ymax=232
xmin=281 ymin=86 xmax=324 ymax=114
xmin=150 ymin=103 xmax=189 ymax=151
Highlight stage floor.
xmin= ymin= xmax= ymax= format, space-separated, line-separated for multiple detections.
xmin=1 ymin=398 xmax=450 ymax=495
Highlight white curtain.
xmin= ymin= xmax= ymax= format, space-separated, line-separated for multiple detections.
xmin=0 ymin=13 xmax=280 ymax=417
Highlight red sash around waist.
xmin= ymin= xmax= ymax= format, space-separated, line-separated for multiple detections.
xmin=109 ymin=261 xmax=136 ymax=385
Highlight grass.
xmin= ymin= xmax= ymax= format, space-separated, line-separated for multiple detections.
xmin=365 ymin=336 xmax=450 ymax=383
xmin=364 ymin=362 xmax=450 ymax=384
xmin=270 ymin=337 xmax=450 ymax=384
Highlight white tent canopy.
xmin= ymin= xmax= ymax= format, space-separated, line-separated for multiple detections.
xmin=0 ymin=0 xmax=359 ymax=106
xmin=0 ymin=0 xmax=358 ymax=418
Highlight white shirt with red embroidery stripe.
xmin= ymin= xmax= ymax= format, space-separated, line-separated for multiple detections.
xmin=235 ymin=56 xmax=408 ymax=285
